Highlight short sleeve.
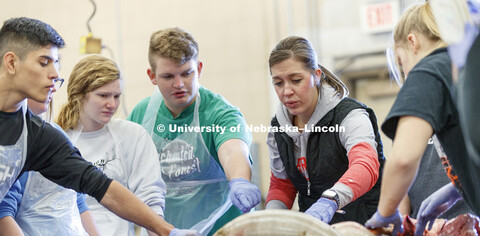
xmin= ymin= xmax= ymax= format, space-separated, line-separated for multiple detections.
xmin=211 ymin=107 xmax=252 ymax=151
xmin=382 ymin=71 xmax=452 ymax=140
xmin=198 ymin=89 xmax=252 ymax=152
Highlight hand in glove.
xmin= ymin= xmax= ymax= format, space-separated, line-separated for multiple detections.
xmin=304 ymin=197 xmax=337 ymax=223
xmin=415 ymin=183 xmax=462 ymax=236
xmin=229 ymin=177 xmax=261 ymax=213
xmin=169 ymin=229 xmax=200 ymax=236
xmin=448 ymin=23 xmax=479 ymax=68
xmin=365 ymin=209 xmax=404 ymax=236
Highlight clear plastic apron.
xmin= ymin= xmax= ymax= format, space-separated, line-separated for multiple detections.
xmin=0 ymin=103 xmax=28 ymax=201
xmin=16 ymin=171 xmax=87 ymax=236
xmin=142 ymin=87 xmax=232 ymax=235
xmin=69 ymin=123 xmax=133 ymax=236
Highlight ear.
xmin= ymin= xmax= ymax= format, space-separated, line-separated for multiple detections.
xmin=197 ymin=61 xmax=203 ymax=79
xmin=407 ymin=33 xmax=420 ymax=54
xmin=314 ymin=68 xmax=322 ymax=85
xmin=2 ymin=52 xmax=17 ymax=75
xmin=147 ymin=68 xmax=157 ymax=85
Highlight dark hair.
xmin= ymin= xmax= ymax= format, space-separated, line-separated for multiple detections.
xmin=269 ymin=36 xmax=348 ymax=97
xmin=0 ymin=17 xmax=65 ymax=59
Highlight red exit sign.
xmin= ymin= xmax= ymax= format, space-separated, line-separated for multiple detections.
xmin=361 ymin=1 xmax=400 ymax=33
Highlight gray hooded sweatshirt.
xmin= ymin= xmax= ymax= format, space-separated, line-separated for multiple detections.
xmin=267 ymin=84 xmax=377 ymax=209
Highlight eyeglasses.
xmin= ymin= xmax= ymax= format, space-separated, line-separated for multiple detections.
xmin=54 ymin=78 xmax=64 ymax=89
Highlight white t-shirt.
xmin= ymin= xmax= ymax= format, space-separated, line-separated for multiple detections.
xmin=68 ymin=119 xmax=165 ymax=236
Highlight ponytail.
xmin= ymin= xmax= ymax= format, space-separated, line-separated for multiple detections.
xmin=56 ymin=99 xmax=82 ymax=131
xmin=319 ymin=64 xmax=349 ymax=97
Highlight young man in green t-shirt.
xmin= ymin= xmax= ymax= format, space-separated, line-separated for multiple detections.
xmin=127 ymin=27 xmax=261 ymax=235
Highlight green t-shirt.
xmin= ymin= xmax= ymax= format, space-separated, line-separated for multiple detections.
xmin=127 ymin=86 xmax=252 ymax=234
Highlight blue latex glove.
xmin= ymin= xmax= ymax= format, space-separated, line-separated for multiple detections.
xmin=468 ymin=0 xmax=480 ymax=25
xmin=448 ymin=23 xmax=479 ymax=68
xmin=414 ymin=183 xmax=462 ymax=236
xmin=304 ymin=197 xmax=337 ymax=223
xmin=365 ymin=209 xmax=404 ymax=236
xmin=229 ymin=177 xmax=261 ymax=213
xmin=169 ymin=229 xmax=200 ymax=236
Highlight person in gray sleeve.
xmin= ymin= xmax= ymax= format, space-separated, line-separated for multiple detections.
xmin=265 ymin=35 xmax=385 ymax=225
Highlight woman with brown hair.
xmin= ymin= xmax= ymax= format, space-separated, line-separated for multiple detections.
xmin=265 ymin=35 xmax=385 ymax=225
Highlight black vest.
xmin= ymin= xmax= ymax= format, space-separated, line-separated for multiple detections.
xmin=271 ymin=97 xmax=385 ymax=224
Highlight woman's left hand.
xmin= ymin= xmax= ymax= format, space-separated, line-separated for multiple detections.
xmin=304 ymin=197 xmax=337 ymax=223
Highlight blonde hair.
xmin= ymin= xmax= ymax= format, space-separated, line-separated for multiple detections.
xmin=148 ymin=27 xmax=198 ymax=72
xmin=56 ymin=55 xmax=120 ymax=131
xmin=393 ymin=2 xmax=447 ymax=49
xmin=269 ymin=36 xmax=348 ymax=97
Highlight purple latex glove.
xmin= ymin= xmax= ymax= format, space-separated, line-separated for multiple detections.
xmin=468 ymin=0 xmax=480 ymax=24
xmin=304 ymin=197 xmax=337 ymax=223
xmin=365 ymin=209 xmax=404 ymax=236
xmin=169 ymin=229 xmax=200 ymax=236
xmin=414 ymin=183 xmax=462 ymax=236
xmin=229 ymin=177 xmax=261 ymax=213
xmin=448 ymin=23 xmax=479 ymax=69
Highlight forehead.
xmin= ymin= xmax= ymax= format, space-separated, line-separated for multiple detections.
xmin=271 ymin=58 xmax=307 ymax=76
xmin=153 ymin=56 xmax=196 ymax=72
xmin=25 ymin=45 xmax=59 ymax=60
xmin=92 ymin=79 xmax=122 ymax=92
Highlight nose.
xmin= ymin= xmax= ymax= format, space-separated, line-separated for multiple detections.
xmin=105 ymin=97 xmax=119 ymax=110
xmin=48 ymin=65 xmax=60 ymax=81
xmin=283 ymin=83 xmax=294 ymax=96
xmin=173 ymin=76 xmax=184 ymax=89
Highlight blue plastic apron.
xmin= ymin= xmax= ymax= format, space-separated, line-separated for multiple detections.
xmin=142 ymin=87 xmax=232 ymax=235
